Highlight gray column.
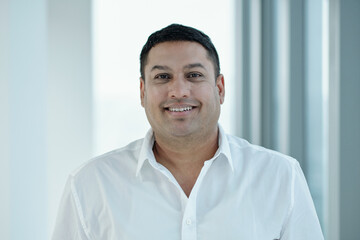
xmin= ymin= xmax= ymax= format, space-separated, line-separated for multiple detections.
xmin=327 ymin=0 xmax=340 ymax=239
xmin=235 ymin=0 xmax=262 ymax=145
xmin=237 ymin=0 xmax=326 ymax=234
xmin=304 ymin=0 xmax=326 ymax=230
xmin=338 ymin=0 xmax=360 ymax=238
xmin=326 ymin=0 xmax=360 ymax=239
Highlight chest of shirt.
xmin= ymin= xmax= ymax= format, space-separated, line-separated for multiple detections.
xmin=78 ymin=159 xmax=289 ymax=240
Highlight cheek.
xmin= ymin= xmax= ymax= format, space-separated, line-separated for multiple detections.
xmin=144 ymin=87 xmax=166 ymax=106
xmin=196 ymin=85 xmax=219 ymax=102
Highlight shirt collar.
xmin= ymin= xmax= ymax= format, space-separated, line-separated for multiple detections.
xmin=136 ymin=128 xmax=156 ymax=177
xmin=135 ymin=124 xmax=234 ymax=177
xmin=217 ymin=124 xmax=234 ymax=172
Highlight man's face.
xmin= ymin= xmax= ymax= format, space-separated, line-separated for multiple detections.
xmin=140 ymin=41 xmax=225 ymax=140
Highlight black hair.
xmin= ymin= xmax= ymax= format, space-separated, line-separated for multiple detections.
xmin=140 ymin=24 xmax=220 ymax=79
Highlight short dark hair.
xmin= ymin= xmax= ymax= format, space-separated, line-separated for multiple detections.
xmin=140 ymin=24 xmax=220 ymax=79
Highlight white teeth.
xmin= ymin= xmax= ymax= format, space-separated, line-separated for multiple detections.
xmin=168 ymin=106 xmax=193 ymax=112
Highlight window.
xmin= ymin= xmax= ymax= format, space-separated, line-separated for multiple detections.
xmin=92 ymin=0 xmax=236 ymax=155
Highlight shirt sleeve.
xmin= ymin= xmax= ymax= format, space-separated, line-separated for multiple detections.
xmin=280 ymin=162 xmax=324 ymax=240
xmin=52 ymin=177 xmax=90 ymax=240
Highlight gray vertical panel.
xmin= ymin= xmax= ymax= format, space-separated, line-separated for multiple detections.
xmin=238 ymin=0 xmax=263 ymax=144
xmin=273 ymin=0 xmax=291 ymax=155
xmin=328 ymin=0 xmax=340 ymax=238
xmin=339 ymin=0 xmax=360 ymax=238
xmin=249 ymin=0 xmax=262 ymax=145
xmin=262 ymin=0 xmax=306 ymax=163
xmin=272 ymin=0 xmax=282 ymax=152
xmin=289 ymin=0 xmax=305 ymax=166
xmin=304 ymin=0 xmax=325 ymax=230
xmin=261 ymin=0 xmax=276 ymax=150
xmin=242 ymin=0 xmax=252 ymax=140
xmin=234 ymin=0 xmax=243 ymax=137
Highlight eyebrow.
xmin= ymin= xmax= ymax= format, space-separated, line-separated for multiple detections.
xmin=150 ymin=63 xmax=206 ymax=72
xmin=150 ymin=65 xmax=171 ymax=72
xmin=183 ymin=63 xmax=206 ymax=70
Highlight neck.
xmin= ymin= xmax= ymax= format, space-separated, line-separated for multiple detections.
xmin=153 ymin=126 xmax=219 ymax=166
xmin=152 ymin=127 xmax=219 ymax=197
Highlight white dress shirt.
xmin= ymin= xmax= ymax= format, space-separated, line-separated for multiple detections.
xmin=52 ymin=126 xmax=324 ymax=240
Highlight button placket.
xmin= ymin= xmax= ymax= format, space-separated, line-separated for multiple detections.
xmin=186 ymin=218 xmax=192 ymax=225
xmin=181 ymin=160 xmax=215 ymax=240
xmin=181 ymin=203 xmax=197 ymax=240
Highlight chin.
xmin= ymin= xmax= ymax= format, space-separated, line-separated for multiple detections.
xmin=170 ymin=130 xmax=191 ymax=137
xmin=169 ymin=127 xmax=194 ymax=138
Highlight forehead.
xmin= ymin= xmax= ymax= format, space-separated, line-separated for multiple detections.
xmin=145 ymin=41 xmax=213 ymax=71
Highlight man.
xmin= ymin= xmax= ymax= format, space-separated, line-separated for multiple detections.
xmin=52 ymin=24 xmax=324 ymax=239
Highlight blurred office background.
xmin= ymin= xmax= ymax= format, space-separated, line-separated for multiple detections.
xmin=0 ymin=0 xmax=359 ymax=239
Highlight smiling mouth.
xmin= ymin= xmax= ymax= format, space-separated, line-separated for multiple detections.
xmin=167 ymin=106 xmax=193 ymax=112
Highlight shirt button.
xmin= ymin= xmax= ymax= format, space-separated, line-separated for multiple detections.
xmin=186 ymin=218 xmax=192 ymax=225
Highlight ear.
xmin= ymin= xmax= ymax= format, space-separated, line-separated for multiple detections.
xmin=140 ymin=77 xmax=145 ymax=107
xmin=216 ymin=74 xmax=225 ymax=104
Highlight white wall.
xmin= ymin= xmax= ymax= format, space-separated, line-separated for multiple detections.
xmin=0 ymin=0 xmax=93 ymax=239
xmin=3 ymin=1 xmax=48 ymax=239
xmin=47 ymin=0 xmax=93 ymax=236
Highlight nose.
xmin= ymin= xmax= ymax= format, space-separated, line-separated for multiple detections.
xmin=168 ymin=77 xmax=190 ymax=99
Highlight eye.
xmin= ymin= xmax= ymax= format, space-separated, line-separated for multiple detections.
xmin=187 ymin=72 xmax=203 ymax=78
xmin=155 ymin=73 xmax=171 ymax=79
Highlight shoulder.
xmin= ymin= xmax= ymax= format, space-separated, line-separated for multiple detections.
xmin=225 ymin=134 xmax=299 ymax=175
xmin=70 ymin=138 xmax=144 ymax=183
xmin=225 ymin=134 xmax=303 ymax=208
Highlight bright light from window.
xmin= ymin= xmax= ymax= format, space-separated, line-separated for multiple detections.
xmin=92 ymin=0 xmax=236 ymax=156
